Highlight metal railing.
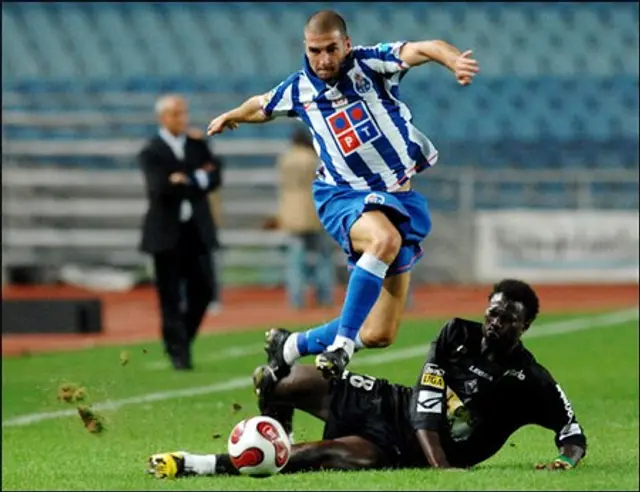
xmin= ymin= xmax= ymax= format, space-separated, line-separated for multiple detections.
xmin=2 ymin=161 xmax=637 ymax=285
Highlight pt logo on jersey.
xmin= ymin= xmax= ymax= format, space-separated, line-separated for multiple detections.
xmin=327 ymin=101 xmax=380 ymax=156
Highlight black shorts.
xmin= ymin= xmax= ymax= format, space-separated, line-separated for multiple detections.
xmin=322 ymin=371 xmax=419 ymax=467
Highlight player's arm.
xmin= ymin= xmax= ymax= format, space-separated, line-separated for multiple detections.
xmin=410 ymin=321 xmax=455 ymax=469
xmin=399 ymin=41 xmax=479 ymax=86
xmin=529 ymin=368 xmax=588 ymax=471
xmin=207 ymin=94 xmax=271 ymax=136
xmin=207 ymin=74 xmax=299 ymax=136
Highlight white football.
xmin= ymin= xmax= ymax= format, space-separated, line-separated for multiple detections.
xmin=227 ymin=416 xmax=291 ymax=477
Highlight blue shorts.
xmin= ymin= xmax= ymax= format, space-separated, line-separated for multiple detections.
xmin=312 ymin=180 xmax=432 ymax=276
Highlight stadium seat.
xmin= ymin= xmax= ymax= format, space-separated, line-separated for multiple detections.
xmin=58 ymin=6 xmax=113 ymax=79
xmin=93 ymin=7 xmax=151 ymax=77
xmin=2 ymin=2 xmax=637 ymax=182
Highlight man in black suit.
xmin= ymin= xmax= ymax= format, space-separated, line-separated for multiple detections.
xmin=139 ymin=94 xmax=222 ymax=370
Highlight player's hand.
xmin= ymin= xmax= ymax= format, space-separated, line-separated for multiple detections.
xmin=169 ymin=172 xmax=189 ymax=185
xmin=453 ymin=50 xmax=479 ymax=86
xmin=207 ymin=114 xmax=238 ymax=136
xmin=187 ymin=127 xmax=205 ymax=140
xmin=534 ymin=459 xmax=574 ymax=471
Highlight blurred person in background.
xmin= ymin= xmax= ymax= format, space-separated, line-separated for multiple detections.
xmin=186 ymin=127 xmax=225 ymax=315
xmin=207 ymin=175 xmax=224 ymax=315
xmin=278 ymin=127 xmax=335 ymax=309
xmin=139 ymin=94 xmax=222 ymax=371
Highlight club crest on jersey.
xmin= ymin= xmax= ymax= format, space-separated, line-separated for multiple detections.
xmin=326 ymin=101 xmax=381 ymax=156
xmin=352 ymin=72 xmax=372 ymax=94
xmin=364 ymin=193 xmax=385 ymax=206
xmin=464 ymin=379 xmax=479 ymax=394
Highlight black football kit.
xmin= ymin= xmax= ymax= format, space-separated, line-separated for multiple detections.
xmin=323 ymin=317 xmax=587 ymax=468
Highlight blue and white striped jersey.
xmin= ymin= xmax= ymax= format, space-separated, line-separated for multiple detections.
xmin=262 ymin=41 xmax=439 ymax=192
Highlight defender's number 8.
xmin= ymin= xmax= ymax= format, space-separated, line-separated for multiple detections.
xmin=344 ymin=373 xmax=376 ymax=391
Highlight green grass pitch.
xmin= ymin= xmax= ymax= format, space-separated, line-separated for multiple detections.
xmin=2 ymin=309 xmax=638 ymax=490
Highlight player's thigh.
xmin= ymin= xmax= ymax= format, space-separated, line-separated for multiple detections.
xmin=274 ymin=365 xmax=332 ymax=421
xmin=349 ymin=210 xmax=402 ymax=257
xmin=287 ymin=436 xmax=388 ymax=472
xmin=333 ymin=436 xmax=390 ymax=468
xmin=359 ymin=271 xmax=411 ymax=347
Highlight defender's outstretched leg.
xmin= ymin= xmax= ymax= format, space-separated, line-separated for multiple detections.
xmin=253 ymin=363 xmax=332 ymax=438
xmin=148 ymin=436 xmax=388 ymax=477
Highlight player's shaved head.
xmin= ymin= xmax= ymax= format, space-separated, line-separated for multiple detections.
xmin=305 ymin=10 xmax=348 ymax=37
xmin=303 ymin=10 xmax=351 ymax=81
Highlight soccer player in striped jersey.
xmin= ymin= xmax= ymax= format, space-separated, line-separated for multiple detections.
xmin=207 ymin=10 xmax=480 ymax=382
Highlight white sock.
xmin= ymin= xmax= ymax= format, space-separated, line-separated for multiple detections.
xmin=283 ymin=333 xmax=301 ymax=365
xmin=183 ymin=453 xmax=217 ymax=476
xmin=327 ymin=334 xmax=356 ymax=359
xmin=356 ymin=252 xmax=390 ymax=278
xmin=355 ymin=332 xmax=366 ymax=350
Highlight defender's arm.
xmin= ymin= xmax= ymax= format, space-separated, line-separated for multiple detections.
xmin=530 ymin=369 xmax=587 ymax=471
xmin=410 ymin=321 xmax=457 ymax=469
xmin=416 ymin=429 xmax=452 ymax=469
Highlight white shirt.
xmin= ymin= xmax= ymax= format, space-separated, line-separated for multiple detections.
xmin=158 ymin=127 xmax=192 ymax=222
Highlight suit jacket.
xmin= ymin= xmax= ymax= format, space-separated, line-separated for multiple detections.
xmin=139 ymin=135 xmax=223 ymax=254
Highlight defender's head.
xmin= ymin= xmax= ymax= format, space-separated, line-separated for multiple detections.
xmin=304 ymin=10 xmax=352 ymax=82
xmin=482 ymin=279 xmax=540 ymax=354
xmin=155 ymin=94 xmax=188 ymax=136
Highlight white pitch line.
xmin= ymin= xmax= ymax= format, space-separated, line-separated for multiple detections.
xmin=144 ymin=344 xmax=264 ymax=371
xmin=3 ymin=308 xmax=637 ymax=429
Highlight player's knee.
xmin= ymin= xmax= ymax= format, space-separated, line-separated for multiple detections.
xmin=359 ymin=328 xmax=397 ymax=348
xmin=368 ymin=229 xmax=402 ymax=264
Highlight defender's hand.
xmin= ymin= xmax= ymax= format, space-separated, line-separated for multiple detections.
xmin=534 ymin=458 xmax=574 ymax=471
xmin=169 ymin=172 xmax=189 ymax=185
xmin=454 ymin=50 xmax=479 ymax=86
xmin=207 ymin=114 xmax=238 ymax=136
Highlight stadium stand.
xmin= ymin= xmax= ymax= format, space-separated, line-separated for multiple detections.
xmin=2 ymin=2 xmax=638 ymax=285
xmin=2 ymin=2 xmax=638 ymax=172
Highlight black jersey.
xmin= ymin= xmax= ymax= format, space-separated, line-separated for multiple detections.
xmin=403 ymin=317 xmax=588 ymax=467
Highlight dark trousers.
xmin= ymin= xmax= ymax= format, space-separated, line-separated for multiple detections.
xmin=152 ymin=221 xmax=213 ymax=363
xmin=210 ymin=251 xmax=220 ymax=304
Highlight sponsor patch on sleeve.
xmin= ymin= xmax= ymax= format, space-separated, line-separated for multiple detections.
xmin=417 ymin=390 xmax=442 ymax=414
xmin=421 ymin=372 xmax=445 ymax=389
